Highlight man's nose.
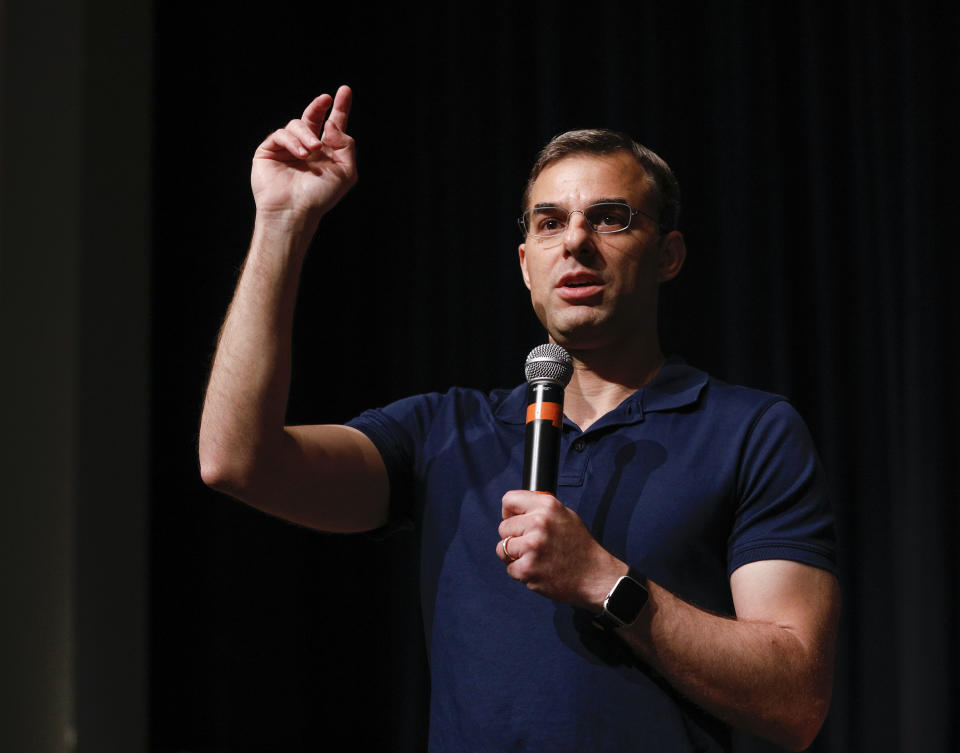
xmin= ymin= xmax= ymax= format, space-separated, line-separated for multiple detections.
xmin=562 ymin=211 xmax=596 ymax=257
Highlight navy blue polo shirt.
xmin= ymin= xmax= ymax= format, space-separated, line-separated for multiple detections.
xmin=347 ymin=359 xmax=836 ymax=752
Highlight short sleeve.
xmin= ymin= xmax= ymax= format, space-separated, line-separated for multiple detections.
xmin=346 ymin=393 xmax=442 ymax=535
xmin=727 ymin=400 xmax=838 ymax=576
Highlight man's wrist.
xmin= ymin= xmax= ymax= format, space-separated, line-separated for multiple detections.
xmin=254 ymin=205 xmax=323 ymax=233
xmin=585 ymin=558 xmax=630 ymax=613
xmin=251 ymin=209 xmax=323 ymax=255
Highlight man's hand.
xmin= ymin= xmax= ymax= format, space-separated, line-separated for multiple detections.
xmin=251 ymin=85 xmax=358 ymax=224
xmin=496 ymin=490 xmax=627 ymax=611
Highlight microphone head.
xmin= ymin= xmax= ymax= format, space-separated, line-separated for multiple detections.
xmin=525 ymin=343 xmax=573 ymax=387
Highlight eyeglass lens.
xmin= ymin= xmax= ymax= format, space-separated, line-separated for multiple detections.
xmin=524 ymin=203 xmax=633 ymax=237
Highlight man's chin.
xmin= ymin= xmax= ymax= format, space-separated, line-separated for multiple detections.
xmin=546 ymin=319 xmax=610 ymax=352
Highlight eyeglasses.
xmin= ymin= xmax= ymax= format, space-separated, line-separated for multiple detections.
xmin=518 ymin=202 xmax=660 ymax=239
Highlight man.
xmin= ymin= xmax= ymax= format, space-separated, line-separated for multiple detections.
xmin=200 ymin=85 xmax=840 ymax=752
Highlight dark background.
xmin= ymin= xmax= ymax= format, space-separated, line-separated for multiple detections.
xmin=5 ymin=1 xmax=956 ymax=752
xmin=153 ymin=2 xmax=958 ymax=752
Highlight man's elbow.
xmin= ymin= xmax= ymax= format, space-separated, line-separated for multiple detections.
xmin=200 ymin=454 xmax=238 ymax=496
xmin=199 ymin=453 xmax=230 ymax=492
xmin=198 ymin=439 xmax=258 ymax=497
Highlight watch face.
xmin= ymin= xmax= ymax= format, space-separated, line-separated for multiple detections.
xmin=606 ymin=576 xmax=647 ymax=624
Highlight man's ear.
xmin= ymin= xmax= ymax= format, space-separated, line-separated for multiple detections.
xmin=658 ymin=231 xmax=686 ymax=282
xmin=518 ymin=243 xmax=532 ymax=290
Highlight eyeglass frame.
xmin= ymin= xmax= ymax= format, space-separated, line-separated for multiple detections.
xmin=517 ymin=201 xmax=667 ymax=239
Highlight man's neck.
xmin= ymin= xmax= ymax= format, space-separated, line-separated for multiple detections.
xmin=561 ymin=340 xmax=666 ymax=431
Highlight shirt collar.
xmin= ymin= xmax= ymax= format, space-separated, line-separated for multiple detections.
xmin=493 ymin=355 xmax=708 ymax=426
xmin=641 ymin=355 xmax=709 ymax=414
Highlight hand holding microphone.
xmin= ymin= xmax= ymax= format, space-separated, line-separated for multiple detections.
xmin=497 ymin=343 xmax=646 ymax=616
xmin=497 ymin=345 xmax=629 ymax=611
xmin=501 ymin=342 xmax=574 ymax=573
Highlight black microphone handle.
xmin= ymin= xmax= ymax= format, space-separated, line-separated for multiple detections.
xmin=522 ymin=381 xmax=565 ymax=494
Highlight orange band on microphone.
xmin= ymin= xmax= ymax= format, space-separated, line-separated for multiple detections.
xmin=526 ymin=401 xmax=563 ymax=428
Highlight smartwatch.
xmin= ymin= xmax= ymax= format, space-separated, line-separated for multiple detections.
xmin=593 ymin=568 xmax=648 ymax=630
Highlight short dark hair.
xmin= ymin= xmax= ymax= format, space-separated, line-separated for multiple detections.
xmin=521 ymin=129 xmax=681 ymax=232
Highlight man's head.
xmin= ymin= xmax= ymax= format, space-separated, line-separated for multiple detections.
xmin=521 ymin=129 xmax=681 ymax=233
xmin=517 ymin=132 xmax=686 ymax=354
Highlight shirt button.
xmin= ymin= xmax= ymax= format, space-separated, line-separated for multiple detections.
xmin=572 ymin=438 xmax=586 ymax=452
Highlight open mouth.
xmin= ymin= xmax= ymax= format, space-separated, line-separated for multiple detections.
xmin=558 ymin=273 xmax=604 ymax=288
xmin=556 ymin=275 xmax=604 ymax=301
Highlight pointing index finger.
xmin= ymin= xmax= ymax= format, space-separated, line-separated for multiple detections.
xmin=326 ymin=84 xmax=353 ymax=132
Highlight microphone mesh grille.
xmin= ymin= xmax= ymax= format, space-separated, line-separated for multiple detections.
xmin=524 ymin=343 xmax=573 ymax=387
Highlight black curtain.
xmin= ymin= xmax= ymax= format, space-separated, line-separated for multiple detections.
xmin=152 ymin=2 xmax=959 ymax=751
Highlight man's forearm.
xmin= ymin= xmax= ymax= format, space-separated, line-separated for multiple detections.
xmin=198 ymin=214 xmax=317 ymax=493
xmin=616 ymin=571 xmax=839 ymax=751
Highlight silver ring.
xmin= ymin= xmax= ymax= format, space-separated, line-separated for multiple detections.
xmin=502 ymin=536 xmax=517 ymax=562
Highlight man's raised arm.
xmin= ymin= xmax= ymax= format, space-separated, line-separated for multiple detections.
xmin=199 ymin=86 xmax=389 ymax=533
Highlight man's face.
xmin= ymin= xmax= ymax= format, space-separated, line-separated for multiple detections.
xmin=518 ymin=151 xmax=683 ymax=352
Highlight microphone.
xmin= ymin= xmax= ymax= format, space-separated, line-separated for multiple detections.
xmin=522 ymin=343 xmax=574 ymax=494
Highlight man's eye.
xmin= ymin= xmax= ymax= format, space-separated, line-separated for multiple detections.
xmin=534 ymin=214 xmax=565 ymax=234
xmin=590 ymin=205 xmax=630 ymax=228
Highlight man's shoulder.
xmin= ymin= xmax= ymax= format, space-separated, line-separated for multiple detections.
xmin=389 ymin=383 xmax=522 ymax=410
xmin=703 ymin=374 xmax=790 ymax=412
xmin=351 ymin=384 xmax=525 ymax=431
xmin=693 ymin=371 xmax=821 ymax=468
xmin=651 ymin=358 xmax=791 ymax=417
xmin=649 ymin=359 xmax=818 ymax=455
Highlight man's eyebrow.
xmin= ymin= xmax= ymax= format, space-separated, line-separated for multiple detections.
xmin=531 ymin=197 xmax=631 ymax=210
